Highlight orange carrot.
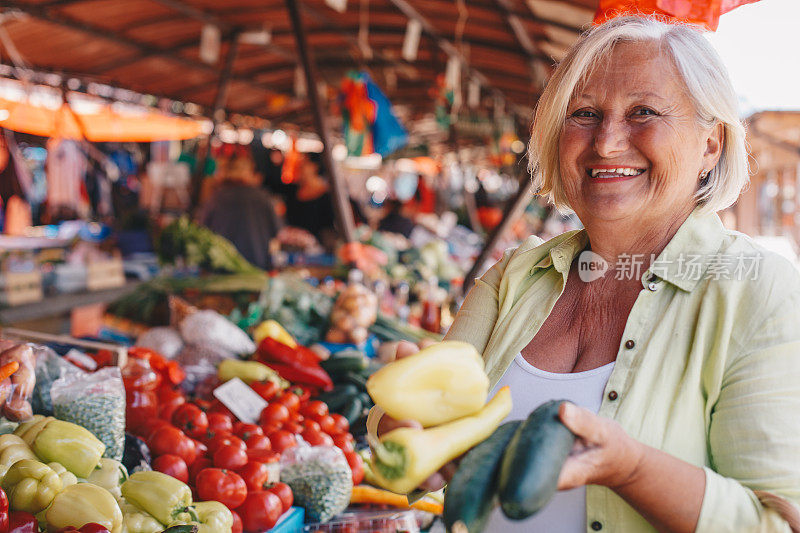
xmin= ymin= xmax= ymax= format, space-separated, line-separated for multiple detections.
xmin=0 ymin=361 xmax=20 ymax=382
xmin=350 ymin=485 xmax=444 ymax=515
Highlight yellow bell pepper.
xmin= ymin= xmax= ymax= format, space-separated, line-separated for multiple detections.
xmin=119 ymin=500 xmax=163 ymax=533
xmin=47 ymin=462 xmax=77 ymax=488
xmin=366 ymin=341 xmax=490 ymax=427
xmin=370 ymin=386 xmax=512 ymax=494
xmin=253 ymin=320 xmax=296 ymax=347
xmin=46 ymin=483 xmax=123 ymax=533
xmin=121 ymin=471 xmax=196 ymax=525
xmin=30 ymin=419 xmax=105 ymax=478
xmin=14 ymin=415 xmax=54 ymax=447
xmin=170 ymin=501 xmax=232 ymax=533
xmin=217 ymin=359 xmax=284 ymax=385
xmin=0 ymin=434 xmax=36 ymax=471
xmin=87 ymin=458 xmax=129 ymax=500
xmin=1 ymin=459 xmax=62 ymax=513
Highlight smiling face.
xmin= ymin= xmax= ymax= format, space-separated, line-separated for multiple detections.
xmin=558 ymin=41 xmax=722 ymax=227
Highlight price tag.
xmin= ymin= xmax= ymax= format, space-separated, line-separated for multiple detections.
xmin=213 ymin=378 xmax=268 ymax=424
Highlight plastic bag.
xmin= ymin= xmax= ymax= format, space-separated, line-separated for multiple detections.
xmin=136 ymin=327 xmax=184 ymax=359
xmin=173 ymin=342 xmax=233 ymax=396
xmin=179 ymin=310 xmax=255 ymax=356
xmin=51 ymin=367 xmax=126 ymax=461
xmin=280 ymin=445 xmax=353 ymax=523
xmin=31 ymin=345 xmax=84 ymax=416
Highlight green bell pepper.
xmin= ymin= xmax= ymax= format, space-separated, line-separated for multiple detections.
xmin=46 ymin=483 xmax=123 ymax=533
xmin=30 ymin=419 xmax=105 ymax=478
xmin=0 ymin=459 xmax=62 ymax=513
xmin=121 ymin=471 xmax=196 ymax=525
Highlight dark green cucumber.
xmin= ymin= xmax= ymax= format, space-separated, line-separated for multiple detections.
xmin=320 ymin=355 xmax=369 ymax=375
xmin=444 ymin=420 xmax=522 ymax=533
xmin=314 ymin=384 xmax=359 ymax=411
xmin=498 ymin=400 xmax=575 ymax=520
xmin=342 ymin=371 xmax=369 ymax=391
xmin=340 ymin=395 xmax=363 ymax=425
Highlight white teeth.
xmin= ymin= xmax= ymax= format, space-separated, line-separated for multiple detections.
xmin=590 ymin=168 xmax=643 ymax=177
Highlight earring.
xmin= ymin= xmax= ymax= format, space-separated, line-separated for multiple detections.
xmin=699 ymin=169 xmax=709 ymax=181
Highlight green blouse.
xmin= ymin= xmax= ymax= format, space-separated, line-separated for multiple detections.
xmin=443 ymin=210 xmax=800 ymax=532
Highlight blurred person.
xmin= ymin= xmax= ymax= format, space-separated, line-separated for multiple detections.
xmin=377 ymin=198 xmax=415 ymax=238
xmin=199 ymin=153 xmax=281 ymax=270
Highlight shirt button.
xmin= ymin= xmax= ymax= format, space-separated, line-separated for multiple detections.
xmin=648 ymin=282 xmax=658 ymax=291
xmin=625 ymin=339 xmax=635 ymax=349
xmin=591 ymin=521 xmax=603 ymax=531
xmin=608 ymin=390 xmax=618 ymax=401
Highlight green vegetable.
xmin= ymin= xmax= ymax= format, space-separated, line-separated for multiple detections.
xmin=281 ymin=453 xmax=352 ymax=523
xmin=315 ymin=385 xmax=359 ymax=411
xmin=319 ymin=355 xmax=369 ymax=376
xmin=342 ymin=372 xmax=368 ymax=391
xmin=54 ymin=392 xmax=125 ymax=461
xmin=340 ymin=396 xmax=363 ymax=426
xmin=498 ymin=400 xmax=576 ymax=520
xmin=444 ymin=421 xmax=521 ymax=533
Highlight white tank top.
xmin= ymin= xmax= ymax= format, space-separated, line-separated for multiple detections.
xmin=484 ymin=353 xmax=615 ymax=533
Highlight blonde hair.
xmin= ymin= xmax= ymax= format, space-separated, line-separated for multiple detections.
xmin=529 ymin=16 xmax=749 ymax=215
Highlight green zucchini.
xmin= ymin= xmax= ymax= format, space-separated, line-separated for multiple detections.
xmin=320 ymin=355 xmax=369 ymax=375
xmin=444 ymin=420 xmax=522 ymax=533
xmin=356 ymin=391 xmax=373 ymax=409
xmin=498 ymin=400 xmax=575 ymax=520
xmin=342 ymin=371 xmax=368 ymax=391
xmin=314 ymin=384 xmax=359 ymax=411
xmin=340 ymin=396 xmax=363 ymax=425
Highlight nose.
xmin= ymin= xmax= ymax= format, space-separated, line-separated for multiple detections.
xmin=593 ymin=116 xmax=630 ymax=158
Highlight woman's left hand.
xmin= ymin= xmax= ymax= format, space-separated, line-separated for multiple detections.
xmin=557 ymin=402 xmax=644 ymax=491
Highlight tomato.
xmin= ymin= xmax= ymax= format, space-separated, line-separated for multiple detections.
xmin=149 ymin=426 xmax=196 ymax=465
xmin=157 ymin=388 xmax=186 ymax=422
xmin=172 ymin=404 xmax=209 ymax=439
xmin=238 ymin=491 xmax=283 ymax=532
xmin=313 ymin=414 xmax=337 ymax=435
xmin=332 ymin=433 xmax=355 ymax=453
xmin=264 ymin=482 xmax=293 ymax=514
xmin=205 ymin=433 xmax=246 ymax=455
xmin=237 ymin=460 xmax=271 ymax=492
xmin=207 ymin=412 xmax=233 ymax=435
xmin=152 ymin=454 xmax=188 ymax=483
xmin=192 ymin=439 xmax=208 ymax=458
xmin=247 ymin=448 xmax=279 ymax=463
xmin=267 ymin=430 xmax=297 ymax=454
xmin=300 ymin=400 xmax=328 ymax=419
xmin=259 ymin=423 xmax=281 ymax=436
xmin=291 ymin=385 xmax=312 ymax=403
xmin=329 ymin=413 xmax=350 ymax=435
xmin=260 ymin=403 xmax=289 ymax=426
xmin=344 ymin=450 xmax=364 ymax=485
xmin=282 ymin=421 xmax=303 ymax=434
xmin=275 ymin=391 xmax=300 ymax=414
xmin=230 ymin=510 xmax=243 ymax=533
xmin=300 ymin=428 xmax=328 ymax=446
xmin=244 ymin=433 xmax=271 ymax=451
xmin=233 ymin=423 xmax=263 ymax=440
xmin=250 ymin=381 xmax=280 ymax=402
xmin=188 ymin=457 xmax=212 ymax=484
xmin=213 ymin=444 xmax=248 ymax=470
xmin=196 ymin=468 xmax=247 ymax=509
xmin=302 ymin=419 xmax=321 ymax=432
xmin=137 ymin=418 xmax=170 ymax=442
xmin=209 ymin=399 xmax=235 ymax=419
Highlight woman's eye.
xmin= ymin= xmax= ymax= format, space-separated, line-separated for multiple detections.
xmin=632 ymin=107 xmax=658 ymax=117
xmin=571 ymin=109 xmax=598 ymax=119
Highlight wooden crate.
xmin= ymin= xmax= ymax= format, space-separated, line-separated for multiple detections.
xmin=0 ymin=271 xmax=43 ymax=306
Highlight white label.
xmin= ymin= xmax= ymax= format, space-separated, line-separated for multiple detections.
xmin=199 ymin=24 xmax=221 ymax=65
xmin=213 ymin=378 xmax=268 ymax=424
xmin=402 ymin=19 xmax=422 ymax=62
xmin=325 ymin=0 xmax=347 ymax=13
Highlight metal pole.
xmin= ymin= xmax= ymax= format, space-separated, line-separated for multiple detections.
xmin=285 ymin=0 xmax=356 ymax=242
xmin=463 ymin=177 xmax=535 ymax=294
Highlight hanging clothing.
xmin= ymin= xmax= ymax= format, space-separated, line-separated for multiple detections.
xmin=46 ymin=139 xmax=89 ymax=219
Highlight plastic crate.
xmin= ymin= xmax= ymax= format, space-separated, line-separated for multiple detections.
xmin=269 ymin=506 xmax=305 ymax=533
xmin=303 ymin=509 xmax=419 ymax=533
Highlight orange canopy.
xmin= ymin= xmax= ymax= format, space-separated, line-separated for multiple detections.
xmin=0 ymin=97 xmax=203 ymax=142
xmin=594 ymin=0 xmax=761 ymax=31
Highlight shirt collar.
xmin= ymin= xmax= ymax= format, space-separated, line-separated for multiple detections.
xmin=526 ymin=208 xmax=726 ymax=291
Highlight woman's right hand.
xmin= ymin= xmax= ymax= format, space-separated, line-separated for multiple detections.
xmin=374 ymin=340 xmax=457 ymax=492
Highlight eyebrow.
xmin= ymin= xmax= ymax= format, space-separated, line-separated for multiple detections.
xmin=572 ymin=91 xmax=668 ymax=103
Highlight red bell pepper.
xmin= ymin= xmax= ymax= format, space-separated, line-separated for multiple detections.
xmin=257 ymin=338 xmax=318 ymax=367
xmin=262 ymin=362 xmax=333 ymax=391
xmin=0 ymin=487 xmax=8 ymax=533
xmin=8 ymin=512 xmax=37 ymax=533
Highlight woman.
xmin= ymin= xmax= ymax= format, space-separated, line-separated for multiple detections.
xmin=370 ymin=16 xmax=800 ymax=533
